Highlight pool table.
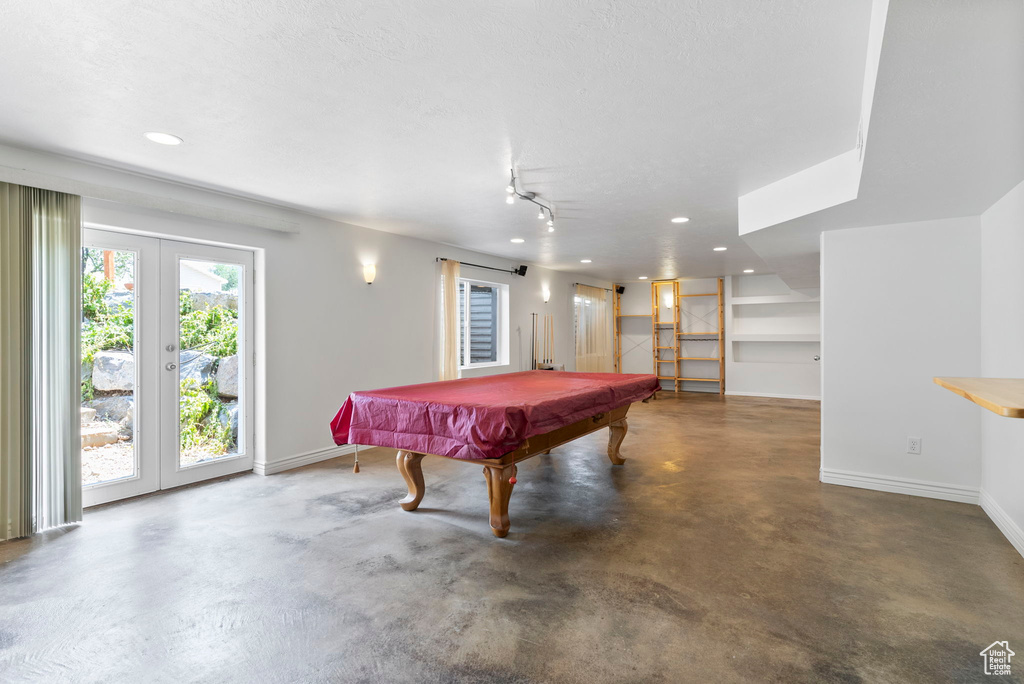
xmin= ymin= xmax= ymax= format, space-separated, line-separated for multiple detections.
xmin=331 ymin=370 xmax=659 ymax=537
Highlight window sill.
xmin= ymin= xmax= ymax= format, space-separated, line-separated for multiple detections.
xmin=460 ymin=361 xmax=509 ymax=371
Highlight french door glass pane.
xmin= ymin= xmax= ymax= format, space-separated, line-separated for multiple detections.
xmin=178 ymin=259 xmax=243 ymax=466
xmin=81 ymin=247 xmax=137 ymax=485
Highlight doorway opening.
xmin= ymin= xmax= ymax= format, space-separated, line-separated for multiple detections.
xmin=80 ymin=228 xmax=255 ymax=507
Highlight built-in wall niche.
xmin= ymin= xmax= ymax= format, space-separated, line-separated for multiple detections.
xmin=731 ymin=302 xmax=820 ymax=337
xmin=733 ymin=341 xmax=819 ymax=364
xmin=724 ymin=274 xmax=822 ymax=399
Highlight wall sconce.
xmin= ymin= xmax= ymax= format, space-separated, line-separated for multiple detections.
xmin=363 ymin=264 xmax=376 ymax=285
xmin=542 ymin=288 xmax=551 ymax=303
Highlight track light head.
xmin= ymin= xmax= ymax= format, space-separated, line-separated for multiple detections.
xmin=506 ymin=195 xmax=515 ymax=205
xmin=538 ymin=210 xmax=545 ymax=220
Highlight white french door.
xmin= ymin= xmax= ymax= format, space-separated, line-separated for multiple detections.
xmin=82 ymin=229 xmax=255 ymax=507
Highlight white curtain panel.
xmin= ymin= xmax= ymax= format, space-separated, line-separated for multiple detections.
xmin=439 ymin=259 xmax=461 ymax=381
xmin=0 ymin=183 xmax=32 ymax=541
xmin=29 ymin=186 xmax=82 ymax=531
xmin=574 ymin=284 xmax=612 ymax=373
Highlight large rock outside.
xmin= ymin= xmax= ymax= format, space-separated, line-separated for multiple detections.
xmin=87 ymin=395 xmax=133 ymax=423
xmin=92 ymin=351 xmax=135 ymax=391
xmin=180 ymin=350 xmax=216 ymax=384
xmin=190 ymin=291 xmax=237 ymax=312
xmin=217 ymin=355 xmax=238 ymax=398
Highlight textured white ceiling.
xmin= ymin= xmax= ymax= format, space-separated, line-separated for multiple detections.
xmin=744 ymin=0 xmax=1024 ymax=287
xmin=0 ymin=0 xmax=874 ymax=281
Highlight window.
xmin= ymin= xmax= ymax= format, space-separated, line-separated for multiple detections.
xmin=458 ymin=278 xmax=509 ymax=369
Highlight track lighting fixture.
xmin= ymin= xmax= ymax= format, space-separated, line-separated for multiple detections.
xmin=505 ymin=169 xmax=557 ymax=235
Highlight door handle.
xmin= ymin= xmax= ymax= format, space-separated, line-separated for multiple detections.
xmin=165 ymin=362 xmax=177 ymax=371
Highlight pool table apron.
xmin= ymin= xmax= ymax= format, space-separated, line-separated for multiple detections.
xmin=396 ymin=402 xmax=637 ymax=538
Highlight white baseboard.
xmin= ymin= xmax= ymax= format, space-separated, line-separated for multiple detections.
xmin=726 ymin=391 xmax=821 ymax=401
xmin=819 ymin=467 xmax=980 ymax=504
xmin=980 ymin=489 xmax=1024 ymax=559
xmin=254 ymin=444 xmax=357 ymax=476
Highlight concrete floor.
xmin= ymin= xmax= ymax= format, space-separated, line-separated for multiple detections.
xmin=1 ymin=393 xmax=1022 ymax=683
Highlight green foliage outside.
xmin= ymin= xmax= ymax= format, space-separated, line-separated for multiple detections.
xmin=179 ymin=378 xmax=234 ymax=457
xmin=81 ymin=262 xmax=239 ymax=455
xmin=179 ymin=291 xmax=238 ymax=357
xmin=81 ymin=273 xmax=133 ymax=365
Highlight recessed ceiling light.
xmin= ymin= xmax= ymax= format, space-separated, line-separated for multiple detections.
xmin=580 ymin=259 xmax=592 ymax=263
xmin=144 ymin=131 xmax=183 ymax=145
xmin=713 ymin=247 xmax=727 ymax=251
xmin=638 ymin=276 xmax=648 ymax=280
xmin=671 ymin=217 xmax=690 ymax=224
xmin=510 ymin=238 xmax=525 ymax=244
xmin=743 ymin=269 xmax=754 ymax=273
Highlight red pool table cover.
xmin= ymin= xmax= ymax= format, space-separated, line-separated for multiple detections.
xmin=331 ymin=371 xmax=659 ymax=460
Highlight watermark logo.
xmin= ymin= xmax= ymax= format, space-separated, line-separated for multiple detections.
xmin=980 ymin=641 xmax=1014 ymax=676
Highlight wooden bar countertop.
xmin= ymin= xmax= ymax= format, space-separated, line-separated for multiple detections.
xmin=934 ymin=377 xmax=1024 ymax=418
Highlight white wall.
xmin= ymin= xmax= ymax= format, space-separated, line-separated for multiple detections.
xmin=979 ymin=179 xmax=1024 ymax=556
xmin=820 ymin=217 xmax=982 ymax=502
xmin=725 ymin=274 xmax=821 ymax=400
xmin=617 ymin=282 xmax=654 ymax=376
xmin=82 ymin=199 xmax=597 ymax=474
xmin=618 ymin=276 xmax=821 ymax=398
xmin=617 ymin=278 xmax=723 ymax=391
xmin=1 ymin=145 xmax=601 ymax=475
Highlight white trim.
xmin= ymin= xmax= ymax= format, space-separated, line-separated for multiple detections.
xmin=980 ymin=489 xmax=1024 ymax=559
xmin=726 ymin=391 xmax=821 ymax=401
xmin=819 ymin=467 xmax=979 ymax=504
xmin=255 ymin=444 xmax=357 ymax=476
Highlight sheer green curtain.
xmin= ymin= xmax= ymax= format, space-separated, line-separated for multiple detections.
xmin=0 ymin=183 xmax=32 ymax=540
xmin=0 ymin=183 xmax=82 ymax=540
xmin=574 ymin=284 xmax=612 ymax=372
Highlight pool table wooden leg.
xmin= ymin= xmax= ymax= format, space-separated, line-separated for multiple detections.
xmin=397 ymin=450 xmax=426 ymax=511
xmin=483 ymin=464 xmax=517 ymax=538
xmin=607 ymin=418 xmax=628 ymax=465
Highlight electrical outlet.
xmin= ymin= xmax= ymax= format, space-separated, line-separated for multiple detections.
xmin=907 ymin=437 xmax=922 ymax=455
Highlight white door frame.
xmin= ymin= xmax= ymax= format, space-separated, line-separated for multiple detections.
xmin=81 ymin=229 xmax=256 ymax=505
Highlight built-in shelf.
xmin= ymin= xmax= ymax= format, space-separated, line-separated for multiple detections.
xmin=731 ymin=294 xmax=820 ymax=306
xmin=617 ymin=314 xmax=652 ymax=317
xmin=934 ymin=377 xmax=1024 ymax=418
xmin=731 ymin=333 xmax=820 ymax=343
